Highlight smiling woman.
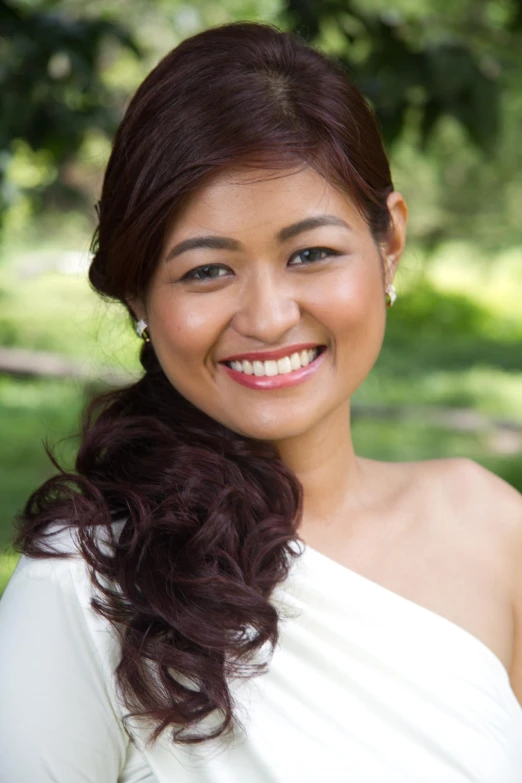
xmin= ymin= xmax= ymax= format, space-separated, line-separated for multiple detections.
xmin=1 ymin=18 xmax=522 ymax=783
xmin=130 ymin=165 xmax=404 ymax=440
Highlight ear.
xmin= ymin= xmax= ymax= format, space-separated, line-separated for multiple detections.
xmin=127 ymin=296 xmax=147 ymax=323
xmin=382 ymin=191 xmax=408 ymax=285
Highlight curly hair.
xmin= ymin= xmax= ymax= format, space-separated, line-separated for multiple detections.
xmin=13 ymin=20 xmax=394 ymax=748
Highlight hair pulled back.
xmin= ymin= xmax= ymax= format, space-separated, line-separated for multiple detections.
xmin=14 ymin=21 xmax=394 ymax=748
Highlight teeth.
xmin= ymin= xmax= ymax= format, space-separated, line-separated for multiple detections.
xmin=277 ymin=356 xmax=292 ymax=374
xmin=228 ymin=348 xmax=322 ymax=376
xmin=290 ymin=352 xmax=301 ymax=371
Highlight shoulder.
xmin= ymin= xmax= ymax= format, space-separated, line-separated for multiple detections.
xmin=1 ymin=521 xmax=124 ymax=662
xmin=402 ymin=456 xmax=522 ymax=520
xmin=379 ymin=455 xmax=522 ymax=582
xmin=421 ymin=458 xmax=522 ymax=681
xmin=370 ymin=455 xmax=522 ymax=523
xmin=448 ymin=457 xmax=522 ymax=528
xmin=0 ymin=537 xmax=130 ymax=779
xmin=415 ymin=457 xmax=522 ymax=672
xmin=9 ymin=518 xmax=126 ymax=583
xmin=407 ymin=457 xmax=522 ymax=562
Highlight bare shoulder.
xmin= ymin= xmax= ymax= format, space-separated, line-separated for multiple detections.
xmin=447 ymin=455 xmax=518 ymax=497
xmin=402 ymin=456 xmax=522 ymax=522
xmin=366 ymin=455 xmax=522 ymax=519
xmin=361 ymin=455 xmax=522 ymax=688
xmin=414 ymin=456 xmax=522 ymax=553
xmin=408 ymin=457 xmax=522 ymax=691
xmin=374 ymin=455 xmax=522 ymax=576
xmin=420 ymin=457 xmax=522 ymax=687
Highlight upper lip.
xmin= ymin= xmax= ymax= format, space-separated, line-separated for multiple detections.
xmin=220 ymin=343 xmax=325 ymax=363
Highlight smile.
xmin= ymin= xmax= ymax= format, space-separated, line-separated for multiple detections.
xmin=226 ymin=347 xmax=322 ymax=376
xmin=220 ymin=346 xmax=327 ymax=390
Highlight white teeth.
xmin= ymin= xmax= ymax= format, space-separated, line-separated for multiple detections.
xmin=277 ymin=356 xmax=292 ymax=374
xmin=290 ymin=352 xmax=301 ymax=371
xmin=227 ymin=347 xmax=323 ymax=377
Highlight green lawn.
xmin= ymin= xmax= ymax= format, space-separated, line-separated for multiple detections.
xmin=1 ymin=228 xmax=522 ymax=594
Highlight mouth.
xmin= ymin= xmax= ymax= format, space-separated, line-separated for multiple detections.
xmin=221 ymin=345 xmax=326 ymax=378
xmin=219 ymin=345 xmax=327 ymax=390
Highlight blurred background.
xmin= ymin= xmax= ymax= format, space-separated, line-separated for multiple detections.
xmin=1 ymin=0 xmax=521 ymax=593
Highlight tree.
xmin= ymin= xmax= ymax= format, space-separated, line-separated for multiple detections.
xmin=0 ymin=0 xmax=140 ymax=224
xmin=281 ymin=0 xmax=522 ymax=151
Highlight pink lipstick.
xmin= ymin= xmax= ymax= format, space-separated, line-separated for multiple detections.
xmin=220 ymin=346 xmax=327 ymax=390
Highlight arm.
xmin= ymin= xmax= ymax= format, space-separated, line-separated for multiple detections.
xmin=437 ymin=457 xmax=522 ymax=708
xmin=0 ymin=554 xmax=134 ymax=782
xmin=459 ymin=458 xmax=522 ymax=708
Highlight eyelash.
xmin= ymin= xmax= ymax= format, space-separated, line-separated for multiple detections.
xmin=180 ymin=247 xmax=339 ymax=283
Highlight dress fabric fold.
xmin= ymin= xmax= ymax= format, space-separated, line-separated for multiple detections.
xmin=1 ymin=526 xmax=522 ymax=783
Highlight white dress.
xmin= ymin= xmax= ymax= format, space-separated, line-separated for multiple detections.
xmin=1 ymin=523 xmax=522 ymax=782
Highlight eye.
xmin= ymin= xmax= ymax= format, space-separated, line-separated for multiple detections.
xmin=288 ymin=247 xmax=338 ymax=266
xmin=180 ymin=264 xmax=230 ymax=282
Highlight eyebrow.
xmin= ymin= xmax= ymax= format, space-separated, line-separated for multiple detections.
xmin=164 ymin=215 xmax=352 ymax=262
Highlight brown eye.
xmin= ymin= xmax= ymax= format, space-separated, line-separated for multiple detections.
xmin=181 ymin=264 xmax=230 ymax=282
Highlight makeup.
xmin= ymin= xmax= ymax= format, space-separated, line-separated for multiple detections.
xmin=220 ymin=347 xmax=327 ymax=390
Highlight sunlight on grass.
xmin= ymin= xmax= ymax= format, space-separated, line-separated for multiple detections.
xmin=355 ymin=367 xmax=522 ymax=422
xmin=422 ymin=242 xmax=522 ymax=320
xmin=0 ymin=550 xmax=20 ymax=596
xmin=0 ymin=267 xmax=140 ymax=373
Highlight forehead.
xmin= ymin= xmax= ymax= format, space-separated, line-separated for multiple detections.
xmin=167 ymin=165 xmax=363 ymax=240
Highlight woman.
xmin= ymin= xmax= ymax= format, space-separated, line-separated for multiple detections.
xmin=1 ymin=20 xmax=521 ymax=783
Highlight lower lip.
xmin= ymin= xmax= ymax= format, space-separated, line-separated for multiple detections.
xmin=220 ymin=349 xmax=327 ymax=390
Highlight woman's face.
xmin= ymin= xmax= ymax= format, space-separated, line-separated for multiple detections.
xmin=135 ymin=165 xmax=406 ymax=442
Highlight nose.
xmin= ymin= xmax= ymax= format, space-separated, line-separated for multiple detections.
xmin=231 ymin=267 xmax=301 ymax=345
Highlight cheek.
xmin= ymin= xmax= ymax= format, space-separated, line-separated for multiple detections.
xmin=149 ymin=301 xmax=219 ymax=402
xmin=151 ymin=296 xmax=222 ymax=364
xmin=311 ymin=258 xmax=385 ymax=340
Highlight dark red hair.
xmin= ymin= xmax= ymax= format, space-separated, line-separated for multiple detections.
xmin=14 ymin=20 xmax=394 ymax=748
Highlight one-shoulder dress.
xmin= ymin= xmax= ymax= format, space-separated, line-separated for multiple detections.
xmin=1 ymin=524 xmax=521 ymax=782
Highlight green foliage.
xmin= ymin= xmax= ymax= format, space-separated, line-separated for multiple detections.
xmin=0 ymin=237 xmax=140 ymax=371
xmin=0 ymin=0 xmax=141 ymax=221
xmin=281 ymin=0 xmax=522 ymax=151
xmin=378 ymin=281 xmax=522 ymax=376
xmin=0 ymin=376 xmax=82 ymax=521
xmin=0 ymin=374 xmax=85 ymax=594
xmin=275 ymin=1 xmax=522 ymax=251
xmin=1 ymin=0 xmax=522 ymax=253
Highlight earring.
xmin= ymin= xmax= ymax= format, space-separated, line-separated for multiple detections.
xmin=136 ymin=319 xmax=150 ymax=342
xmin=385 ymin=283 xmax=397 ymax=307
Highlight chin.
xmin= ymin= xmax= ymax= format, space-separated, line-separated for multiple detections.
xmin=226 ymin=416 xmax=313 ymax=443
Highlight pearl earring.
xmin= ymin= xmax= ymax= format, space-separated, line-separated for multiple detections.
xmin=385 ymin=284 xmax=397 ymax=307
xmin=136 ymin=319 xmax=150 ymax=342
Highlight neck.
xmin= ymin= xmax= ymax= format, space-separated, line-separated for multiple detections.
xmin=271 ymin=400 xmax=365 ymax=528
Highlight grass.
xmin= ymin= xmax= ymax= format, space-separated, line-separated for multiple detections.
xmin=0 ymin=266 xmax=140 ymax=373
xmin=0 ymin=376 xmax=84 ymax=544
xmin=1 ymin=222 xmax=522 ymax=593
